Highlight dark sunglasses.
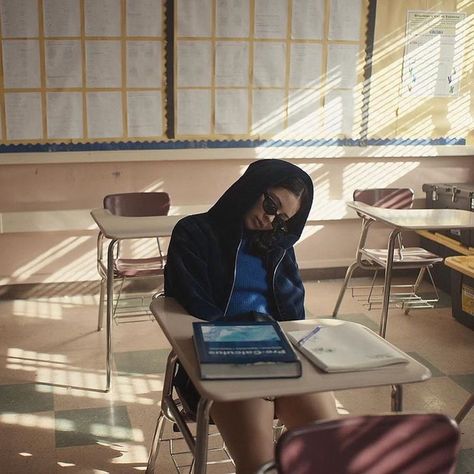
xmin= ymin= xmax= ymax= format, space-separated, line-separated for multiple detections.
xmin=263 ymin=192 xmax=288 ymax=232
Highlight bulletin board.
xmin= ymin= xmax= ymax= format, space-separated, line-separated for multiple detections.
xmin=0 ymin=0 xmax=166 ymax=146
xmin=0 ymin=0 xmax=472 ymax=154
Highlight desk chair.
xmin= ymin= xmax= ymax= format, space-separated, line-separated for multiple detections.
xmin=146 ymin=351 xmax=284 ymax=473
xmin=257 ymin=413 xmax=460 ymax=474
xmin=146 ymin=352 xmax=235 ymax=474
xmin=333 ymin=188 xmax=442 ymax=322
xmin=96 ymin=192 xmax=170 ymax=391
xmin=96 ymin=192 xmax=170 ymax=329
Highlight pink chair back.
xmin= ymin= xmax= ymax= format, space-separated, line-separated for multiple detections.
xmin=353 ymin=188 xmax=414 ymax=210
xmin=275 ymin=414 xmax=459 ymax=474
xmin=104 ymin=192 xmax=170 ymax=217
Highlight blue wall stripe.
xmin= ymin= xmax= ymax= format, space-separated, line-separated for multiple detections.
xmin=0 ymin=137 xmax=466 ymax=153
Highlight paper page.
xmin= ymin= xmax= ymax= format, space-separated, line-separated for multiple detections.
xmin=327 ymin=44 xmax=359 ymax=90
xmin=0 ymin=0 xmax=38 ymax=37
xmin=216 ymin=0 xmax=249 ymax=38
xmin=177 ymin=41 xmax=212 ymax=87
xmin=291 ymin=0 xmax=324 ymax=40
xmin=127 ymin=91 xmax=162 ymax=137
xmin=253 ymin=42 xmax=286 ymax=87
xmin=85 ymin=0 xmax=121 ymax=36
xmin=86 ymin=41 xmax=122 ymax=88
xmin=290 ymin=43 xmax=322 ymax=88
xmin=45 ymin=40 xmax=82 ymax=88
xmin=328 ymin=0 xmax=362 ymax=41
xmin=215 ymin=41 xmax=249 ymax=87
xmin=44 ymin=0 xmax=80 ymax=37
xmin=177 ymin=90 xmax=211 ymax=135
xmin=288 ymin=321 xmax=408 ymax=372
xmin=177 ymin=0 xmax=211 ymax=37
xmin=5 ymin=93 xmax=43 ymax=140
xmin=86 ymin=92 xmax=123 ymax=138
xmin=402 ymin=11 xmax=466 ymax=97
xmin=324 ymin=90 xmax=355 ymax=137
xmin=287 ymin=89 xmax=322 ymax=138
xmin=252 ymin=89 xmax=286 ymax=135
xmin=46 ymin=92 xmax=83 ymax=139
xmin=126 ymin=0 xmax=162 ymax=36
xmin=215 ymin=89 xmax=248 ymax=134
xmin=127 ymin=41 xmax=162 ymax=87
xmin=2 ymin=40 xmax=40 ymax=88
xmin=255 ymin=0 xmax=287 ymax=38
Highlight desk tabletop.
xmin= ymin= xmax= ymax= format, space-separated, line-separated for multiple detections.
xmin=150 ymin=297 xmax=431 ymax=403
xmin=445 ymin=256 xmax=474 ymax=278
xmin=348 ymin=202 xmax=474 ymax=230
xmin=90 ymin=208 xmax=184 ymax=239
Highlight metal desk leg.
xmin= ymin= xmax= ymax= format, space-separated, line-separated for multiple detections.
xmin=106 ymin=239 xmax=117 ymax=392
xmin=194 ymin=397 xmax=214 ymax=474
xmin=333 ymin=261 xmax=360 ymax=318
xmin=380 ymin=229 xmax=400 ymax=338
xmin=391 ymin=384 xmax=403 ymax=412
xmin=455 ymin=393 xmax=474 ymax=424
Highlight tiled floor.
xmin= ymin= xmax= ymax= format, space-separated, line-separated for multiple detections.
xmin=0 ymin=277 xmax=473 ymax=473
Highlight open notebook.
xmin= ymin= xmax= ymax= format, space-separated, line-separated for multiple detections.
xmin=287 ymin=320 xmax=409 ymax=373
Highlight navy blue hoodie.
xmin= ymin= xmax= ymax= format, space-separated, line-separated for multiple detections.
xmin=164 ymin=159 xmax=314 ymax=321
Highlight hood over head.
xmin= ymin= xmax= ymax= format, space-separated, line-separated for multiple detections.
xmin=208 ymin=159 xmax=314 ymax=242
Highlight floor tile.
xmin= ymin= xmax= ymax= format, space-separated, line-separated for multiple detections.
xmin=0 ymin=383 xmax=54 ymax=413
xmin=451 ymin=374 xmax=474 ymax=393
xmin=114 ymin=348 xmax=169 ymax=375
xmin=55 ymin=405 xmax=134 ymax=448
xmin=406 ymin=352 xmax=445 ymax=377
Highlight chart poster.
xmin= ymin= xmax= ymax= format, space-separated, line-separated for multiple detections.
xmin=402 ymin=11 xmax=466 ymax=97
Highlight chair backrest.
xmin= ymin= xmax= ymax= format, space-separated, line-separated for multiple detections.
xmin=274 ymin=413 xmax=459 ymax=474
xmin=353 ymin=188 xmax=414 ymax=209
xmin=104 ymin=192 xmax=170 ymax=217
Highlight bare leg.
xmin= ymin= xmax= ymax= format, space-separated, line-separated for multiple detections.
xmin=275 ymin=391 xmax=338 ymax=429
xmin=210 ymin=398 xmax=275 ymax=474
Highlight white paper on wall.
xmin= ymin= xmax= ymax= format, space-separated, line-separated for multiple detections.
xmin=0 ymin=0 xmax=38 ymax=37
xmin=85 ymin=0 xmax=121 ymax=36
xmin=177 ymin=89 xmax=212 ymax=135
xmin=290 ymin=43 xmax=322 ymax=88
xmin=177 ymin=41 xmax=212 ymax=87
xmin=44 ymin=0 xmax=80 ymax=37
xmin=291 ymin=0 xmax=324 ymax=40
xmin=327 ymin=43 xmax=359 ymax=90
xmin=127 ymin=41 xmax=162 ymax=87
xmin=328 ymin=0 xmax=362 ymax=41
xmin=86 ymin=41 xmax=122 ymax=88
xmin=216 ymin=0 xmax=249 ymax=38
xmin=127 ymin=91 xmax=163 ymax=137
xmin=215 ymin=89 xmax=248 ymax=134
xmin=177 ymin=0 xmax=211 ymax=37
xmin=252 ymin=89 xmax=286 ymax=135
xmin=47 ymin=92 xmax=83 ymax=139
xmin=126 ymin=0 xmax=162 ymax=36
xmin=254 ymin=0 xmax=287 ymax=38
xmin=215 ymin=41 xmax=249 ymax=87
xmin=5 ymin=92 xmax=43 ymax=140
xmin=45 ymin=40 xmax=82 ymax=88
xmin=324 ymin=89 xmax=355 ymax=136
xmin=87 ymin=92 xmax=123 ymax=138
xmin=2 ymin=40 xmax=41 ymax=88
xmin=253 ymin=42 xmax=286 ymax=87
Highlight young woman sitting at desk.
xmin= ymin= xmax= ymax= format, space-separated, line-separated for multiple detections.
xmin=165 ymin=159 xmax=337 ymax=474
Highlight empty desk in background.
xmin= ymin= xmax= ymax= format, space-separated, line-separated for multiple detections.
xmin=148 ymin=296 xmax=431 ymax=474
xmin=90 ymin=205 xmax=207 ymax=391
xmin=344 ymin=202 xmax=474 ymax=338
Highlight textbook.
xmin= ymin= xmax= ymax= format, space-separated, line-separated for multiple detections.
xmin=287 ymin=321 xmax=409 ymax=373
xmin=192 ymin=321 xmax=302 ymax=380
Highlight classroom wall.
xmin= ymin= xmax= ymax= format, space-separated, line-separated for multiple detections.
xmin=0 ymin=151 xmax=472 ymax=286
